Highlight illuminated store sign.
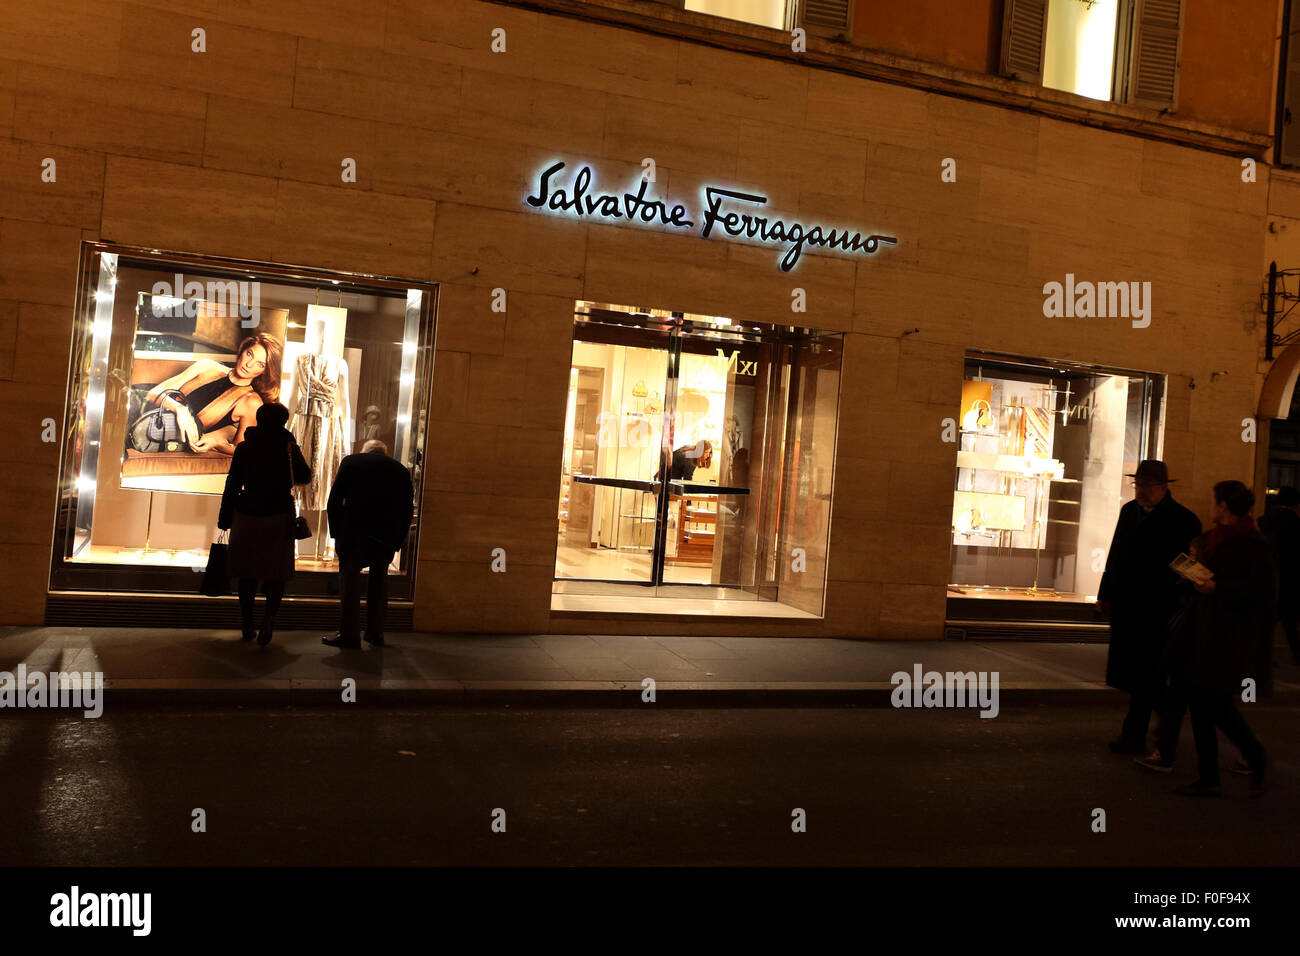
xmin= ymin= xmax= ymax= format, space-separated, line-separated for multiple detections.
xmin=526 ymin=161 xmax=897 ymax=272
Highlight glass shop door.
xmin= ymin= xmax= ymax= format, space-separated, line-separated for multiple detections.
xmin=654 ymin=321 xmax=764 ymax=593
xmin=554 ymin=309 xmax=763 ymax=593
xmin=555 ymin=312 xmax=673 ymax=585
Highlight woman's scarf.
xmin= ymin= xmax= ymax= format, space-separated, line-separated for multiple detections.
xmin=1200 ymin=514 xmax=1257 ymax=565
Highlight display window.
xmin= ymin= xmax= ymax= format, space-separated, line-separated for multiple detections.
xmin=948 ymin=352 xmax=1166 ymax=605
xmin=52 ymin=244 xmax=435 ymax=599
xmin=553 ymin=301 xmax=842 ymax=617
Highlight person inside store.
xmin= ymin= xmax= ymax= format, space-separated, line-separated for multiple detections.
xmin=321 ymin=439 xmax=414 ymax=649
xmin=1162 ymin=481 xmax=1272 ymax=796
xmin=217 ymin=401 xmax=312 ymax=645
xmin=654 ymin=439 xmax=714 ymax=481
xmin=1261 ymin=485 xmax=1300 ymax=665
xmin=139 ymin=332 xmax=283 ymax=454
xmin=1097 ymin=459 xmax=1201 ymax=756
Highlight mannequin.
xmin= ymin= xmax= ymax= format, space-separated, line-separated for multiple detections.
xmin=289 ymin=315 xmax=352 ymax=558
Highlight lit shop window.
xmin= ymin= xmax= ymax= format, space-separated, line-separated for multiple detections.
xmin=948 ymin=354 xmax=1165 ymax=605
xmin=52 ymin=244 xmax=435 ymax=600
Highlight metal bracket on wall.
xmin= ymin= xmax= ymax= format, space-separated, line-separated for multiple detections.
xmin=1263 ymin=260 xmax=1300 ymax=360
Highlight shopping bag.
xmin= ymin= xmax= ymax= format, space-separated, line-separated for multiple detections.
xmin=199 ymin=531 xmax=230 ymax=596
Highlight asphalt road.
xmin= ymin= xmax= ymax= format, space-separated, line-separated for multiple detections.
xmin=1 ymin=700 xmax=1296 ymax=866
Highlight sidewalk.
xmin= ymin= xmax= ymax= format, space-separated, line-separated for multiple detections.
xmin=1 ymin=626 xmax=1297 ymax=705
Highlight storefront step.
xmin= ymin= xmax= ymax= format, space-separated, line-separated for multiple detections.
xmin=945 ymin=619 xmax=1111 ymax=643
xmin=44 ymin=594 xmax=413 ymax=631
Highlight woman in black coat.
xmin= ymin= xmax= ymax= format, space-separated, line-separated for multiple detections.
xmin=217 ymin=402 xmax=312 ymax=645
xmin=1167 ymin=481 xmax=1273 ymax=796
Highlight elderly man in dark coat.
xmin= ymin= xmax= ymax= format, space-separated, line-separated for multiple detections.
xmin=1097 ymin=460 xmax=1201 ymax=754
xmin=1166 ymin=481 xmax=1272 ymax=796
xmin=320 ymin=439 xmax=414 ymax=649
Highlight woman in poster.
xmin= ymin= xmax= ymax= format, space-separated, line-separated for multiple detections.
xmin=141 ymin=333 xmax=283 ymax=455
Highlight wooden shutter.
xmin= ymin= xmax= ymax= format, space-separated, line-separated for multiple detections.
xmin=800 ymin=0 xmax=853 ymax=39
xmin=1129 ymin=0 xmax=1183 ymax=109
xmin=1000 ymin=0 xmax=1049 ymax=83
xmin=1280 ymin=0 xmax=1300 ymax=166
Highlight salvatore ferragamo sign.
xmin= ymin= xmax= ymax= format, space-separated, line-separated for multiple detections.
xmin=525 ymin=161 xmax=898 ymax=273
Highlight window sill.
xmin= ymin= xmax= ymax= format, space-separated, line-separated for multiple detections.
xmin=491 ymin=0 xmax=1271 ymax=158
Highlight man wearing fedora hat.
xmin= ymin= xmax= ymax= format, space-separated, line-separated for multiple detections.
xmin=1098 ymin=459 xmax=1201 ymax=755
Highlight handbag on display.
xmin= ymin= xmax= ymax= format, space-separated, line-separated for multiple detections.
xmin=287 ymin=441 xmax=313 ymax=540
xmin=128 ymin=389 xmax=192 ymax=453
xmin=199 ymin=530 xmax=230 ymax=596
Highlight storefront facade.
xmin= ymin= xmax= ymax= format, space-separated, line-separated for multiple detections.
xmin=2 ymin=0 xmax=1274 ymax=638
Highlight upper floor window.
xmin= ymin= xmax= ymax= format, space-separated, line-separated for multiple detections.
xmin=1002 ymin=0 xmax=1183 ymax=110
xmin=685 ymin=0 xmax=793 ymax=30
xmin=1043 ymin=0 xmax=1120 ymax=100
xmin=671 ymin=0 xmax=853 ymax=38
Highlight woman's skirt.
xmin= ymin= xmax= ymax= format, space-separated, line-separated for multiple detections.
xmin=228 ymin=510 xmax=296 ymax=582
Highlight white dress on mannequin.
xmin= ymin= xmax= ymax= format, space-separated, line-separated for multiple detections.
xmin=290 ymin=352 xmax=351 ymax=511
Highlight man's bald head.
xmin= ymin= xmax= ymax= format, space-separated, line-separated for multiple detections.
xmin=362 ymin=439 xmax=388 ymax=455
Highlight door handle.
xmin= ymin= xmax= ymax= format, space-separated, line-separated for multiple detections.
xmin=572 ymin=475 xmax=662 ymax=493
xmin=672 ymin=482 xmax=751 ymax=496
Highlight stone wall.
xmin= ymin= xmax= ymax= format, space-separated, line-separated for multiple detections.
xmin=0 ymin=0 xmax=1269 ymax=635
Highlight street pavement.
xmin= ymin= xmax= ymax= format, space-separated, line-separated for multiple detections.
xmin=5 ymin=625 xmax=1297 ymax=703
xmin=0 ymin=700 xmax=1295 ymax=866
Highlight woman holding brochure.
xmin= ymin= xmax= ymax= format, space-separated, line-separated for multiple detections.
xmin=1166 ymin=481 xmax=1273 ymax=796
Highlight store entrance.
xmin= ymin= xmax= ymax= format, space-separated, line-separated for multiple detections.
xmin=553 ymin=302 xmax=843 ymax=613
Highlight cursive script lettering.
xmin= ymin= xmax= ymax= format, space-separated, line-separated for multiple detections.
xmin=701 ymin=187 xmax=897 ymax=271
xmin=525 ymin=162 xmax=897 ymax=272
xmin=527 ymin=162 xmax=693 ymax=228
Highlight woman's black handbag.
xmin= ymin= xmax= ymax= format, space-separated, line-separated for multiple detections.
xmin=199 ymin=531 xmax=230 ymax=596
xmin=287 ymin=441 xmax=313 ymax=539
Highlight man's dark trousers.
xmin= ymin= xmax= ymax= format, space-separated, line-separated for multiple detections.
xmin=1122 ymin=684 xmax=1162 ymax=748
xmin=340 ymin=549 xmax=392 ymax=644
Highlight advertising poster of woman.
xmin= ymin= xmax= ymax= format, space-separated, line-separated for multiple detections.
xmin=122 ymin=294 xmax=289 ymax=493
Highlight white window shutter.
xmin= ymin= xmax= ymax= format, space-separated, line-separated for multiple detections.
xmin=1000 ymin=0 xmax=1049 ymax=83
xmin=1129 ymin=0 xmax=1183 ymax=110
xmin=800 ymin=0 xmax=853 ymax=39
xmin=1280 ymin=0 xmax=1300 ymax=166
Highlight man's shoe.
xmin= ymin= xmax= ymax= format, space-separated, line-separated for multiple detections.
xmin=1230 ymin=758 xmax=1252 ymax=776
xmin=1136 ymin=751 xmax=1174 ymax=773
xmin=321 ymin=633 xmax=362 ymax=649
xmin=364 ymin=634 xmax=386 ymax=647
xmin=1174 ymin=779 xmax=1222 ymax=797
xmin=1108 ymin=737 xmax=1145 ymax=755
